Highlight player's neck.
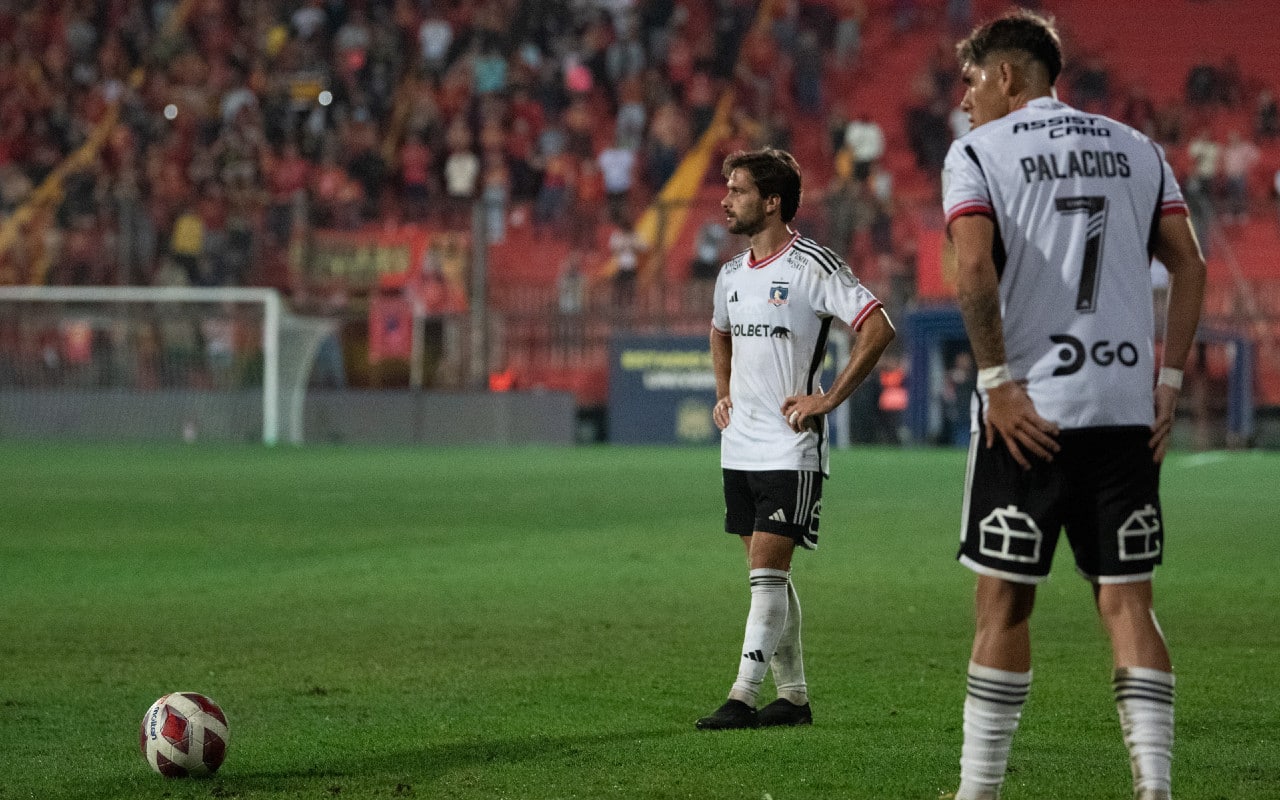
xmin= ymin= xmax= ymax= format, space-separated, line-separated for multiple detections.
xmin=1009 ymin=87 xmax=1054 ymax=114
xmin=749 ymin=223 xmax=795 ymax=264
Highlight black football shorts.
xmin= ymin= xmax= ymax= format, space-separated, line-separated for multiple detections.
xmin=723 ymin=469 xmax=823 ymax=550
xmin=959 ymin=426 xmax=1163 ymax=584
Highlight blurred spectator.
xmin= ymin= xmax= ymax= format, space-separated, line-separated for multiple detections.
xmin=689 ymin=220 xmax=728 ymax=281
xmin=905 ymin=72 xmax=951 ymax=172
xmin=443 ymin=121 xmax=479 ymax=230
xmin=791 ymin=28 xmax=823 ymax=115
xmin=533 ymin=147 xmax=574 ymax=235
xmin=345 ymin=119 xmax=387 ymax=222
xmin=558 ymin=249 xmax=586 ymax=317
xmin=397 ymin=133 xmax=433 ymax=223
xmin=1185 ymin=127 xmax=1220 ymax=252
xmin=1216 ymin=56 xmax=1244 ymax=108
xmin=417 ymin=11 xmax=454 ymax=77
xmin=938 ymin=350 xmax=975 ymax=447
xmin=893 ymin=0 xmax=920 ymax=34
xmin=1120 ymin=84 xmax=1157 ymax=139
xmin=686 ymin=70 xmax=717 ymax=138
xmin=112 ymin=164 xmax=155 ymax=286
xmin=947 ymin=0 xmax=973 ymax=37
xmin=50 ymin=215 xmax=108 ymax=286
xmin=645 ymin=99 xmax=689 ymax=190
xmin=556 ymin=248 xmax=586 ymax=345
xmin=869 ymin=164 xmax=895 ymax=258
xmin=563 ymin=99 xmax=596 ymax=159
xmin=825 ymin=103 xmax=851 ymax=160
xmin=1255 ymin=89 xmax=1279 ymax=140
xmin=481 ymin=153 xmax=510 ymax=243
xmin=598 ymin=139 xmax=637 ymax=227
xmin=606 ymin=15 xmax=647 ymax=92
xmin=609 ymin=219 xmax=646 ymax=307
xmin=1186 ymin=128 xmax=1221 ymax=199
xmin=613 ymin=77 xmax=648 ymax=151
xmin=1185 ymin=61 xmax=1217 ymax=107
xmin=1069 ymin=55 xmax=1111 ymax=112
xmin=570 ymin=156 xmax=605 ymax=247
xmin=833 ymin=0 xmax=867 ymax=69
xmin=1152 ymin=103 xmax=1187 ymax=146
xmin=844 ymin=113 xmax=885 ymax=182
xmin=877 ymin=353 xmax=909 ymax=443
xmin=168 ymin=200 xmax=204 ymax=287
xmin=1220 ymin=130 xmax=1260 ymax=223
xmin=473 ymin=42 xmax=508 ymax=97
xmin=824 ymin=159 xmax=858 ymax=261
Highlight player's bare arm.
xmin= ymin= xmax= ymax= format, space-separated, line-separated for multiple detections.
xmin=781 ymin=308 xmax=895 ymax=432
xmin=950 ymin=213 xmax=1060 ymax=469
xmin=710 ymin=326 xmax=733 ymax=430
xmin=1149 ymin=214 xmax=1207 ymax=462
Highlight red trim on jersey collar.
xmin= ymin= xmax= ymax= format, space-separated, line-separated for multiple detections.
xmin=747 ymin=230 xmax=800 ymax=269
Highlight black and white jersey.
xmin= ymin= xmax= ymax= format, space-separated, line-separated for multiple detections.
xmin=712 ymin=230 xmax=882 ymax=475
xmin=942 ymin=96 xmax=1188 ymax=429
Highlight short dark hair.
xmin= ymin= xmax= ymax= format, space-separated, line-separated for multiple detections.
xmin=956 ymin=9 xmax=1063 ymax=86
xmin=722 ymin=148 xmax=803 ymax=223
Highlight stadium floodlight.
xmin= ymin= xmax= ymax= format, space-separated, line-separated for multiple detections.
xmin=0 ymin=286 xmax=335 ymax=445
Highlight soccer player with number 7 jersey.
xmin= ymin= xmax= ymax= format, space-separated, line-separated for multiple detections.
xmin=941 ymin=10 xmax=1206 ymax=800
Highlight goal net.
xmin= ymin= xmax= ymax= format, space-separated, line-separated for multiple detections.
xmin=0 ymin=287 xmax=335 ymax=444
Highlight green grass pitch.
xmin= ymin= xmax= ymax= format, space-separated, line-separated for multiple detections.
xmin=1 ymin=443 xmax=1277 ymax=799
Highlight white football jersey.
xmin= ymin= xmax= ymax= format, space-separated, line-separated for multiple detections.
xmin=712 ymin=231 xmax=882 ymax=475
xmin=942 ymin=96 xmax=1189 ymax=429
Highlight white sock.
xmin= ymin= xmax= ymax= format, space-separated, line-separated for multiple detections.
xmin=769 ymin=575 xmax=808 ymax=705
xmin=727 ymin=568 xmax=790 ymax=706
xmin=1114 ymin=667 xmax=1175 ymax=796
xmin=957 ymin=661 xmax=1032 ymax=800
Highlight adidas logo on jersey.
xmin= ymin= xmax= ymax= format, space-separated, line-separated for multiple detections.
xmin=743 ymin=649 xmax=766 ymax=662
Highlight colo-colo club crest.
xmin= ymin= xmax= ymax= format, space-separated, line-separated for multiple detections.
xmin=768 ymin=282 xmax=789 ymax=306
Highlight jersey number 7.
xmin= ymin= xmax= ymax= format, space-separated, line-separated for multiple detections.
xmin=1055 ymin=195 xmax=1108 ymax=313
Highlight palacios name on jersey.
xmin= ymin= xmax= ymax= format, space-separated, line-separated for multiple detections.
xmin=1020 ymin=150 xmax=1131 ymax=183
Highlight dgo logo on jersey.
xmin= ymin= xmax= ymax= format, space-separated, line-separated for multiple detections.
xmin=1050 ymin=334 xmax=1139 ymax=376
xmin=768 ymin=283 xmax=789 ymax=306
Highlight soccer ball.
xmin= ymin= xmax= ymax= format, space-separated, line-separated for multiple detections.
xmin=139 ymin=692 xmax=230 ymax=777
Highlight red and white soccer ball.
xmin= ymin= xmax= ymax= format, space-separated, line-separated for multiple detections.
xmin=139 ymin=692 xmax=230 ymax=777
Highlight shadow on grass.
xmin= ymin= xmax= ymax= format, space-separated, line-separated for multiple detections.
xmin=73 ymin=726 xmax=680 ymax=799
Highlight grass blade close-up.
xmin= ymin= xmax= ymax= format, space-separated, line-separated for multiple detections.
xmin=1 ymin=444 xmax=1277 ymax=799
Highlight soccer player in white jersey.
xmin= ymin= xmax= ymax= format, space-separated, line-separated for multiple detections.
xmin=941 ymin=11 xmax=1206 ymax=800
xmin=697 ymin=148 xmax=895 ymax=729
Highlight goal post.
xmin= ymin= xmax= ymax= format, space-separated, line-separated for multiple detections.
xmin=0 ymin=286 xmax=335 ymax=445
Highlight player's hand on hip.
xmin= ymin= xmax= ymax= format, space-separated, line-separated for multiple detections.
xmin=1149 ymin=383 xmax=1178 ymax=463
xmin=781 ymin=395 xmax=824 ymax=433
xmin=983 ymin=382 xmax=1060 ymax=470
xmin=713 ymin=396 xmax=733 ymax=430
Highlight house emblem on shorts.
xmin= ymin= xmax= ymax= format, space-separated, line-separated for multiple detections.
xmin=978 ymin=505 xmax=1043 ymax=563
xmin=768 ymin=283 xmax=789 ymax=306
xmin=1117 ymin=504 xmax=1162 ymax=561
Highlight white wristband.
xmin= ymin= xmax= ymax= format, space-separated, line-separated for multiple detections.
xmin=977 ymin=364 xmax=1013 ymax=391
xmin=1157 ymin=367 xmax=1184 ymax=391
